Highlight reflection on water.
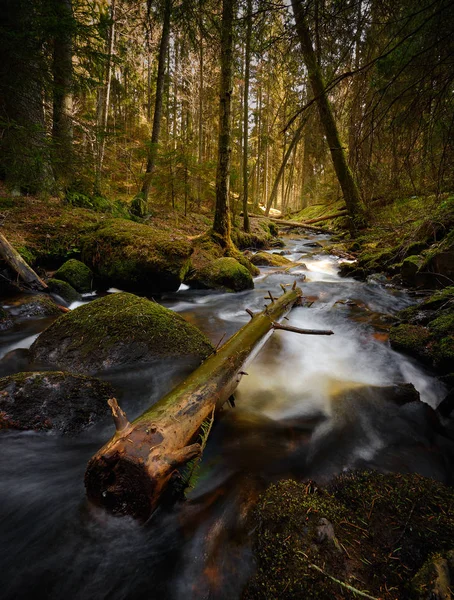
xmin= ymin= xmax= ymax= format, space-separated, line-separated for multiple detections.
xmin=0 ymin=232 xmax=451 ymax=600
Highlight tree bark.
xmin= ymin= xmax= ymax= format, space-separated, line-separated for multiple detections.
xmin=95 ymin=0 xmax=116 ymax=194
xmin=0 ymin=233 xmax=47 ymax=291
xmin=85 ymin=286 xmax=302 ymax=521
xmin=242 ymin=0 xmax=252 ymax=233
xmin=265 ymin=118 xmax=306 ymax=216
xmin=140 ymin=0 xmax=172 ymax=208
xmin=52 ymin=0 xmax=74 ymax=187
xmin=213 ymin=0 xmax=236 ymax=246
xmin=291 ymin=0 xmax=366 ymax=231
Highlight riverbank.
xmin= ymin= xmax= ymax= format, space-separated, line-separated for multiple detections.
xmin=1 ymin=190 xmax=454 ymax=599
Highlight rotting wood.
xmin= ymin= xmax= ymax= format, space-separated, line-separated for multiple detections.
xmin=0 ymin=233 xmax=48 ymax=291
xmin=85 ymin=286 xmax=313 ymax=521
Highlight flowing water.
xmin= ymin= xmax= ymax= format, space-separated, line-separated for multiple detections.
xmin=0 ymin=232 xmax=450 ymax=600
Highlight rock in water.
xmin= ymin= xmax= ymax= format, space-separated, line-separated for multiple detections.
xmin=250 ymin=252 xmax=292 ymax=267
xmin=189 ymin=257 xmax=254 ymax=292
xmin=0 ymin=371 xmax=114 ymax=434
xmin=30 ymin=292 xmax=214 ymax=374
xmin=82 ymin=219 xmax=193 ymax=294
xmin=46 ymin=278 xmax=82 ymax=304
xmin=55 ymin=259 xmax=93 ymax=293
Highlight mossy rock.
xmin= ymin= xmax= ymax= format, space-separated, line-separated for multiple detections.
xmin=189 ymin=257 xmax=254 ymax=292
xmin=250 ymin=252 xmax=292 ymax=267
xmin=55 ymin=259 xmax=93 ymax=293
xmin=30 ymin=292 xmax=214 ymax=374
xmin=82 ymin=219 xmax=192 ymax=294
xmin=389 ymin=324 xmax=432 ymax=360
xmin=0 ymin=371 xmax=114 ymax=434
xmin=47 ymin=278 xmax=82 ymax=304
xmin=391 ymin=288 xmax=454 ymax=374
xmin=5 ymin=294 xmax=62 ymax=318
xmin=244 ymin=472 xmax=454 ymax=600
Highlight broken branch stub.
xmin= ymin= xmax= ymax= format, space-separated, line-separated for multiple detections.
xmin=85 ymin=286 xmax=303 ymax=522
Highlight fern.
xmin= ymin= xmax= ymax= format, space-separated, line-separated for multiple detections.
xmin=181 ymin=407 xmax=215 ymax=492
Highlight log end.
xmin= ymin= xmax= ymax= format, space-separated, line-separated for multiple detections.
xmin=85 ymin=453 xmax=156 ymax=522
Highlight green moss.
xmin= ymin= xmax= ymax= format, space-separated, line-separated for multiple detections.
xmin=30 ymin=292 xmax=214 ymax=373
xmin=428 ymin=312 xmax=454 ymax=336
xmin=250 ymin=252 xmax=292 ymax=267
xmin=246 ymin=472 xmax=454 ymax=600
xmin=82 ymin=219 xmax=192 ymax=294
xmin=17 ymin=246 xmax=37 ymax=266
xmin=422 ymin=286 xmax=454 ymax=310
xmin=194 ymin=257 xmax=254 ymax=292
xmin=55 ymin=259 xmax=93 ymax=293
xmin=389 ymin=324 xmax=431 ymax=357
xmin=47 ymin=278 xmax=81 ymax=303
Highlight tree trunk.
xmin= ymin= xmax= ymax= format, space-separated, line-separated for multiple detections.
xmin=0 ymin=233 xmax=48 ymax=291
xmin=213 ymin=0 xmax=236 ymax=246
xmin=52 ymin=0 xmax=74 ymax=187
xmin=140 ymin=0 xmax=172 ymax=208
xmin=0 ymin=0 xmax=54 ymax=194
xmin=85 ymin=286 xmax=302 ymax=521
xmin=242 ymin=0 xmax=252 ymax=233
xmin=291 ymin=0 xmax=366 ymax=231
xmin=265 ymin=118 xmax=306 ymax=216
xmin=95 ymin=0 xmax=116 ymax=194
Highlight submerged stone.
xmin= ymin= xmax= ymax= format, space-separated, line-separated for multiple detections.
xmin=30 ymin=292 xmax=214 ymax=374
xmin=0 ymin=371 xmax=114 ymax=434
xmin=5 ymin=294 xmax=62 ymax=318
xmin=82 ymin=219 xmax=193 ymax=294
xmin=55 ymin=259 xmax=93 ymax=293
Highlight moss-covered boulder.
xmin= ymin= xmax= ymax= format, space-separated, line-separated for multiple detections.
xmin=30 ymin=292 xmax=214 ymax=373
xmin=55 ymin=259 xmax=93 ymax=293
xmin=5 ymin=294 xmax=62 ymax=318
xmin=250 ymin=252 xmax=292 ymax=267
xmin=390 ymin=287 xmax=454 ymax=374
xmin=0 ymin=371 xmax=114 ymax=434
xmin=47 ymin=278 xmax=82 ymax=304
xmin=244 ymin=472 xmax=454 ymax=600
xmin=189 ymin=257 xmax=254 ymax=292
xmin=82 ymin=219 xmax=193 ymax=294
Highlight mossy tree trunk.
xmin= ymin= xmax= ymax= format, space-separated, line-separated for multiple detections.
xmin=291 ymin=0 xmax=366 ymax=232
xmin=0 ymin=0 xmax=54 ymax=194
xmin=213 ymin=0 xmax=236 ymax=247
xmin=52 ymin=0 xmax=74 ymax=187
xmin=242 ymin=0 xmax=252 ymax=233
xmin=85 ymin=286 xmax=302 ymax=521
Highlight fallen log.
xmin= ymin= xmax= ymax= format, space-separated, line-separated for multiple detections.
xmin=85 ymin=285 xmax=323 ymax=521
xmin=0 ymin=233 xmax=47 ymax=291
xmin=300 ymin=210 xmax=348 ymax=224
xmin=248 ymin=214 xmax=333 ymax=233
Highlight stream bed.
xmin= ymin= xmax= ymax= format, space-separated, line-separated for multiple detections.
xmin=0 ymin=232 xmax=449 ymax=600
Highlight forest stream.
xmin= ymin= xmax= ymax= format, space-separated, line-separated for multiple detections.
xmin=0 ymin=231 xmax=449 ymax=600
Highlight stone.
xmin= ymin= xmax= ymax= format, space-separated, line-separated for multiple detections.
xmin=0 ymin=371 xmax=114 ymax=434
xmin=55 ymin=259 xmax=93 ymax=293
xmin=189 ymin=257 xmax=254 ymax=292
xmin=30 ymin=292 xmax=214 ymax=374
xmin=82 ymin=219 xmax=193 ymax=294
xmin=47 ymin=278 xmax=82 ymax=304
